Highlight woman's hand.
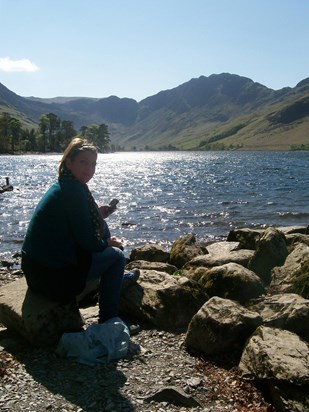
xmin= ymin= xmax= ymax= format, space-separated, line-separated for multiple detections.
xmin=99 ymin=204 xmax=116 ymax=219
xmin=107 ymin=236 xmax=123 ymax=249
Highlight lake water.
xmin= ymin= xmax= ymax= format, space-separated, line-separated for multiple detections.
xmin=0 ymin=151 xmax=308 ymax=260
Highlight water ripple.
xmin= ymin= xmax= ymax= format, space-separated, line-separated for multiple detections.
xmin=0 ymin=151 xmax=308 ymax=259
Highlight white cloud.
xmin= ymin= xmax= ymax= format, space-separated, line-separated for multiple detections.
xmin=0 ymin=57 xmax=39 ymax=72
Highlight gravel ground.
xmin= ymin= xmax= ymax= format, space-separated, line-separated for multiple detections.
xmin=0 ymin=266 xmax=276 ymax=412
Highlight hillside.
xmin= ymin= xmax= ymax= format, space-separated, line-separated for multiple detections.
xmin=1 ymin=73 xmax=309 ymax=150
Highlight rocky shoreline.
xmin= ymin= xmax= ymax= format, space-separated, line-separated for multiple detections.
xmin=0 ymin=277 xmax=272 ymax=412
xmin=0 ymin=323 xmax=272 ymax=412
xmin=1 ymin=225 xmax=308 ymax=411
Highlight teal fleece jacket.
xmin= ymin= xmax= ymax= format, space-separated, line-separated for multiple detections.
xmin=22 ymin=179 xmax=108 ymax=269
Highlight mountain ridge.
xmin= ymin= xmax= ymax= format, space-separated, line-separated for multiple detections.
xmin=1 ymin=72 xmax=309 ymax=150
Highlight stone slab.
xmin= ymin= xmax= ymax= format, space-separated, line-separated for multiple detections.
xmin=0 ymin=277 xmax=84 ymax=347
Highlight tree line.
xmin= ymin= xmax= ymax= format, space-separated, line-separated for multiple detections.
xmin=0 ymin=112 xmax=118 ymax=154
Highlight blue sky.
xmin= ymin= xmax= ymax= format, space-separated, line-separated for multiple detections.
xmin=0 ymin=0 xmax=308 ymax=102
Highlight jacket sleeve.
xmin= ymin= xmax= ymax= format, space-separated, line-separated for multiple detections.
xmin=60 ymin=181 xmax=108 ymax=252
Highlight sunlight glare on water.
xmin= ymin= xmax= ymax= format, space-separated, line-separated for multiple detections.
xmin=0 ymin=151 xmax=308 ymax=259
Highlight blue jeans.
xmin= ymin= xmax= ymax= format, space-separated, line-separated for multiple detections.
xmin=87 ymin=246 xmax=126 ymax=322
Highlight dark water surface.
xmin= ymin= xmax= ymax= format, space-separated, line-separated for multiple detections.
xmin=0 ymin=151 xmax=308 ymax=259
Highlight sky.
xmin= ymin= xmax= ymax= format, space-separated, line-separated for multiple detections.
xmin=0 ymin=0 xmax=308 ymax=102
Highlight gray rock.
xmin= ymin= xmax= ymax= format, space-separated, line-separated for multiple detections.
xmin=227 ymin=228 xmax=264 ymax=249
xmin=240 ymin=327 xmax=309 ymax=412
xmin=119 ymin=270 xmax=207 ymax=329
xmin=144 ymin=386 xmax=202 ymax=407
xmin=125 ymin=259 xmax=178 ymax=275
xmin=183 ymin=249 xmax=255 ymax=271
xmin=169 ymin=233 xmax=208 ymax=268
xmin=186 ymin=262 xmax=265 ymax=304
xmin=239 ymin=326 xmax=309 ymax=384
xmin=129 ymin=243 xmax=170 ymax=263
xmin=185 ymin=296 xmax=262 ymax=355
xmin=248 ymin=227 xmax=288 ymax=284
xmin=205 ymin=240 xmax=240 ymax=255
xmin=252 ymin=293 xmax=309 ymax=342
xmin=0 ymin=277 xmax=84 ymax=347
xmin=285 ymin=233 xmax=309 ymax=252
xmin=267 ymin=381 xmax=309 ymax=412
xmin=270 ymin=243 xmax=309 ymax=297
xmin=227 ymin=226 xmax=308 ymax=251
xmin=277 ymin=226 xmax=309 ymax=235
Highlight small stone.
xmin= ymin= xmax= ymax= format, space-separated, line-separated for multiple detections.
xmin=144 ymin=386 xmax=202 ymax=407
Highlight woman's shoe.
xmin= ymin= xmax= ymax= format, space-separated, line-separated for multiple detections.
xmin=122 ymin=268 xmax=140 ymax=290
xmin=123 ymin=320 xmax=141 ymax=336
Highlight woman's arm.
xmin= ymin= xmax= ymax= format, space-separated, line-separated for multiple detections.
xmin=61 ymin=181 xmax=108 ymax=252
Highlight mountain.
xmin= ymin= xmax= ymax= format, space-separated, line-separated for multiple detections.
xmin=0 ymin=83 xmax=61 ymax=128
xmin=1 ymin=73 xmax=309 ymax=150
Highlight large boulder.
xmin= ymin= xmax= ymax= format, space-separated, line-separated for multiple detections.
xmin=185 ymin=296 xmax=262 ymax=356
xmin=185 ymin=262 xmax=265 ymax=304
xmin=169 ymin=234 xmax=208 ymax=268
xmin=240 ymin=326 xmax=309 ymax=377
xmin=77 ymin=260 xmax=178 ymax=306
xmin=183 ymin=249 xmax=254 ymax=271
xmin=277 ymin=226 xmax=309 ymax=235
xmin=0 ymin=277 xmax=84 ymax=347
xmin=285 ymin=233 xmax=309 ymax=253
xmin=290 ymin=259 xmax=309 ymax=299
xmin=248 ymin=227 xmax=288 ymax=284
xmin=119 ymin=270 xmax=207 ymax=329
xmin=125 ymin=260 xmax=177 ymax=275
xmin=129 ymin=243 xmax=170 ymax=263
xmin=227 ymin=226 xmax=307 ymax=251
xmin=205 ymin=240 xmax=240 ymax=255
xmin=227 ymin=228 xmax=263 ymax=249
xmin=239 ymin=326 xmax=309 ymax=412
xmin=270 ymin=243 xmax=309 ymax=298
xmin=252 ymin=293 xmax=309 ymax=342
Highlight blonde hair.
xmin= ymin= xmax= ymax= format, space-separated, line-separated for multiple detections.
xmin=58 ymin=137 xmax=97 ymax=176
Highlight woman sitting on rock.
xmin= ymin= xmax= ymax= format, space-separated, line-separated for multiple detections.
xmin=21 ymin=137 xmax=139 ymax=324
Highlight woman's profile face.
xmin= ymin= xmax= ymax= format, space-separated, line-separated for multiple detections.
xmin=66 ymin=150 xmax=97 ymax=184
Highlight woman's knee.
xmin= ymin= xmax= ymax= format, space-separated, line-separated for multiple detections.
xmin=108 ymin=246 xmax=126 ymax=264
xmin=88 ymin=247 xmax=125 ymax=279
xmin=99 ymin=246 xmax=126 ymax=271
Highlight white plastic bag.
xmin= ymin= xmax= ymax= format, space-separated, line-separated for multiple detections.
xmin=56 ymin=317 xmax=130 ymax=365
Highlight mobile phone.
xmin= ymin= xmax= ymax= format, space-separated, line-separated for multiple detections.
xmin=109 ymin=198 xmax=119 ymax=208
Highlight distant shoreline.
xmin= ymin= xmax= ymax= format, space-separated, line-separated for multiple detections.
xmin=1 ymin=148 xmax=309 ymax=157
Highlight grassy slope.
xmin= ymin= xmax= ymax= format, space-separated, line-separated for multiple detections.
xmin=0 ymin=103 xmax=37 ymax=129
xmin=1 ymin=79 xmax=309 ymax=151
xmin=115 ymin=89 xmax=309 ymax=151
xmin=206 ymin=92 xmax=309 ymax=150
